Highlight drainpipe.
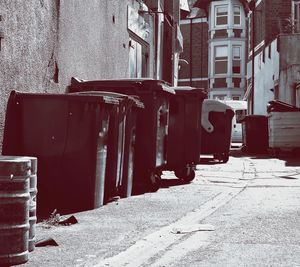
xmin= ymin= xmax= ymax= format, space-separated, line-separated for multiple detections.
xmin=250 ymin=1 xmax=255 ymax=114
xmin=190 ymin=18 xmax=193 ymax=87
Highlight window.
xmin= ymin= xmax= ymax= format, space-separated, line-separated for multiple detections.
xmin=129 ymin=38 xmax=148 ymax=78
xmin=233 ymin=6 xmax=241 ymax=25
xmin=232 ymin=46 xmax=241 ymax=74
xmin=215 ymin=5 xmax=228 ymax=26
xmin=232 ymin=95 xmax=240 ymax=100
xmin=293 ymin=1 xmax=300 ymax=33
xmin=214 ymin=46 xmax=228 ymax=74
xmin=214 ymin=95 xmax=227 ymax=100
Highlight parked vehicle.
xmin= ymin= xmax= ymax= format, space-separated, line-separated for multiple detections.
xmin=219 ymin=100 xmax=247 ymax=143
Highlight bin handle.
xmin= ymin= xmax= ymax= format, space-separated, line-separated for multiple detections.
xmin=201 ymin=108 xmax=215 ymax=133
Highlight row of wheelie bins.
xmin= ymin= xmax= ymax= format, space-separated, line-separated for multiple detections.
xmin=2 ymin=78 xmax=233 ymax=219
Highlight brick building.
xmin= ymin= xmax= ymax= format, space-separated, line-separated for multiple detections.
xmin=178 ymin=9 xmax=209 ymax=89
xmin=0 ymin=0 xmax=184 ymax=152
xmin=179 ymin=0 xmax=249 ymax=100
xmin=245 ymin=0 xmax=300 ymax=114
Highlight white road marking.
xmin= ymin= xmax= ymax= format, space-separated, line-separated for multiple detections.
xmin=93 ymin=188 xmax=244 ymax=267
xmin=151 ymin=231 xmax=211 ymax=267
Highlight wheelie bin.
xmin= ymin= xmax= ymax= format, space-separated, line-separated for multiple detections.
xmin=242 ymin=115 xmax=268 ymax=154
xmin=2 ymin=91 xmax=120 ymax=218
xmin=70 ymin=91 xmax=144 ymax=201
xmin=201 ymin=99 xmax=234 ymax=163
xmin=164 ymin=86 xmax=207 ymax=182
xmin=68 ymin=77 xmax=175 ymax=194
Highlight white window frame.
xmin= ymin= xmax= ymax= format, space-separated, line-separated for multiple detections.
xmin=214 ymin=45 xmax=228 ymax=75
xmin=232 ymin=45 xmax=241 ymax=74
xmin=233 ymin=5 xmax=241 ymax=26
xmin=129 ymin=37 xmax=149 ymax=78
xmin=215 ymin=4 xmax=228 ymax=27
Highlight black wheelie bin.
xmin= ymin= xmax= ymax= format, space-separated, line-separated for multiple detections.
xmin=242 ymin=115 xmax=268 ymax=154
xmin=68 ymin=78 xmax=175 ymax=194
xmin=2 ymin=91 xmax=120 ymax=219
xmin=164 ymin=86 xmax=207 ymax=182
xmin=201 ymin=99 xmax=234 ymax=163
xmin=70 ymin=91 xmax=144 ymax=201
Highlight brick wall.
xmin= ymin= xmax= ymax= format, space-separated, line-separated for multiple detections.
xmin=179 ymin=19 xmax=209 ymax=89
xmin=252 ymin=0 xmax=292 ymax=48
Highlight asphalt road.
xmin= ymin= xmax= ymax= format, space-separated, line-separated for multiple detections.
xmin=22 ymin=149 xmax=300 ymax=267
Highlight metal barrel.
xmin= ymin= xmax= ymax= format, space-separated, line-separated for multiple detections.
xmin=27 ymin=157 xmax=38 ymax=252
xmin=0 ymin=156 xmax=31 ymax=266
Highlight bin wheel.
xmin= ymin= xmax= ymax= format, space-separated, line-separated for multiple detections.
xmin=150 ymin=173 xmax=161 ymax=192
xmin=214 ymin=153 xmax=229 ymax=163
xmin=221 ymin=153 xmax=229 ymax=163
xmin=175 ymin=168 xmax=195 ymax=182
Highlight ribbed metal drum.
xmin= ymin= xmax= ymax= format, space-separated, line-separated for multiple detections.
xmin=26 ymin=157 xmax=37 ymax=252
xmin=0 ymin=156 xmax=30 ymax=266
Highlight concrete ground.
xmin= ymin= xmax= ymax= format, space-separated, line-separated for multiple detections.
xmin=20 ymin=149 xmax=300 ymax=267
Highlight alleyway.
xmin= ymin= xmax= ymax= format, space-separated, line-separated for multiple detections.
xmin=23 ymin=150 xmax=300 ymax=267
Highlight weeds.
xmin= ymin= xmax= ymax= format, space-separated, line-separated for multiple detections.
xmin=41 ymin=209 xmax=61 ymax=228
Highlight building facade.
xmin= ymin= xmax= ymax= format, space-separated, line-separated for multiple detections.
xmin=207 ymin=0 xmax=248 ymax=100
xmin=179 ymin=0 xmax=249 ymax=100
xmin=0 ymin=0 xmax=184 ymax=152
xmin=246 ymin=0 xmax=300 ymax=114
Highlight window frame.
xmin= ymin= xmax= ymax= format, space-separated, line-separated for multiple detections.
xmin=233 ymin=5 xmax=241 ymax=26
xmin=215 ymin=4 xmax=229 ymax=27
xmin=232 ymin=45 xmax=241 ymax=74
xmin=293 ymin=1 xmax=300 ymax=33
xmin=214 ymin=45 xmax=229 ymax=75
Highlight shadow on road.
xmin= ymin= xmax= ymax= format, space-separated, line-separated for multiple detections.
xmin=159 ymin=178 xmax=188 ymax=189
xmin=229 ymin=147 xmax=300 ymax=167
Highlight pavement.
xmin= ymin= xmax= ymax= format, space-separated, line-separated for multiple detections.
xmin=19 ymin=147 xmax=300 ymax=267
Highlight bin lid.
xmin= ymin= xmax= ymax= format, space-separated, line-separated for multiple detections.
xmin=172 ymin=86 xmax=207 ymax=98
xmin=69 ymin=77 xmax=175 ymax=95
xmin=70 ymin=91 xmax=144 ymax=109
xmin=201 ymin=99 xmax=233 ymax=133
xmin=9 ymin=91 xmax=120 ymax=105
xmin=219 ymin=100 xmax=247 ymax=111
xmin=202 ymin=99 xmax=232 ymax=112
xmin=267 ymin=100 xmax=300 ymax=112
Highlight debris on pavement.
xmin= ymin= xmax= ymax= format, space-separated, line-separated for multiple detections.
xmin=41 ymin=210 xmax=78 ymax=228
xmin=58 ymin=215 xmax=78 ymax=226
xmin=35 ymin=238 xmax=59 ymax=247
xmin=171 ymin=224 xmax=215 ymax=234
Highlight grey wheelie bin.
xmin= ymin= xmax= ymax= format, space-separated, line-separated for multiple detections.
xmin=164 ymin=87 xmax=207 ymax=182
xmin=2 ymin=91 xmax=120 ymax=219
xmin=68 ymin=78 xmax=175 ymax=194
xmin=201 ymin=99 xmax=234 ymax=163
xmin=71 ymin=91 xmax=144 ymax=201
